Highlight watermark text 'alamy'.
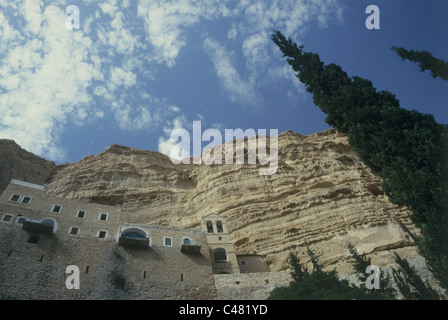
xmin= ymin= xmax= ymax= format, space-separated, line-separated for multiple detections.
xmin=169 ymin=121 xmax=278 ymax=176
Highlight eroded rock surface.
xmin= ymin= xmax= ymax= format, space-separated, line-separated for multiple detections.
xmin=0 ymin=139 xmax=55 ymax=195
xmin=1 ymin=129 xmax=421 ymax=274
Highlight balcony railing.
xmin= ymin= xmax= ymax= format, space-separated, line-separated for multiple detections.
xmin=23 ymin=219 xmax=54 ymax=234
xmin=119 ymin=233 xmax=150 ymax=248
xmin=181 ymin=240 xmax=201 ymax=254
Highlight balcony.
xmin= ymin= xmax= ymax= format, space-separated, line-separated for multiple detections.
xmin=181 ymin=239 xmax=201 ymax=254
xmin=119 ymin=229 xmax=150 ymax=248
xmin=23 ymin=218 xmax=55 ymax=234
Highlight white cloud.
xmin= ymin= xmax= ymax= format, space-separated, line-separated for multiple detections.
xmin=242 ymin=32 xmax=270 ymax=68
xmin=158 ymin=114 xmax=189 ymax=158
xmin=203 ymin=37 xmax=258 ymax=105
xmin=227 ymin=23 xmax=238 ymax=40
xmin=203 ymin=0 xmax=342 ymax=105
xmin=96 ymin=2 xmax=139 ymax=56
xmin=0 ymin=4 xmax=102 ymax=161
xmin=109 ymin=67 xmax=137 ymax=89
xmin=111 ymin=103 xmax=154 ymax=131
xmin=158 ymin=136 xmax=177 ymax=159
xmin=137 ymin=0 xmax=222 ymax=67
xmin=0 ymin=1 xmax=175 ymax=161
xmin=0 ymin=0 xmax=343 ymax=163
xmin=22 ymin=0 xmax=43 ymax=34
xmin=0 ymin=12 xmax=20 ymax=42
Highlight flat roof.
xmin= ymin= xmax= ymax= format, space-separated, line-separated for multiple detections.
xmin=10 ymin=179 xmax=46 ymax=191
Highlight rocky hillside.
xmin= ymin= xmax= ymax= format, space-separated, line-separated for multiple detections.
xmin=0 ymin=129 xmax=421 ymax=274
xmin=0 ymin=139 xmax=55 ymax=195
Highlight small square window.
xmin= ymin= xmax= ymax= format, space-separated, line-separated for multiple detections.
xmin=10 ymin=194 xmax=21 ymax=202
xmin=164 ymin=237 xmax=173 ymax=247
xmin=70 ymin=227 xmax=79 ymax=235
xmin=2 ymin=214 xmax=13 ymax=222
xmin=28 ymin=235 xmax=39 ymax=244
xmin=98 ymin=231 xmax=107 ymax=239
xmin=218 ymin=236 xmax=222 ymax=241
xmin=21 ymin=196 xmax=32 ymax=205
xmin=77 ymin=210 xmax=86 ymax=219
xmin=99 ymin=213 xmax=108 ymax=221
xmin=52 ymin=205 xmax=62 ymax=214
xmin=240 ymin=260 xmax=246 ymax=266
xmin=17 ymin=217 xmax=26 ymax=224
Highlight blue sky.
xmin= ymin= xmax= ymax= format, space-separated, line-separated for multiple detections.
xmin=0 ymin=0 xmax=447 ymax=164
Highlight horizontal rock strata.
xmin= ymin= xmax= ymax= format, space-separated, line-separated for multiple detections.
xmin=38 ymin=129 xmax=421 ymax=274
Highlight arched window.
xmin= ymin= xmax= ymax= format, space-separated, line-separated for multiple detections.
xmin=206 ymin=221 xmax=214 ymax=233
xmin=40 ymin=218 xmax=55 ymax=226
xmin=121 ymin=228 xmax=148 ymax=240
xmin=216 ymin=221 xmax=223 ymax=233
xmin=214 ymin=248 xmax=227 ymax=263
xmin=182 ymin=237 xmax=192 ymax=245
xmin=119 ymin=228 xmax=150 ymax=248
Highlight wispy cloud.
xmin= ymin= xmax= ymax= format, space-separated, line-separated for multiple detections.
xmin=0 ymin=1 xmax=180 ymax=161
xmin=203 ymin=37 xmax=258 ymax=105
xmin=0 ymin=3 xmax=101 ymax=161
xmin=157 ymin=114 xmax=190 ymax=159
xmin=0 ymin=0 xmax=342 ymax=163
xmin=201 ymin=0 xmax=342 ymax=106
xmin=137 ymin=0 xmax=221 ymax=67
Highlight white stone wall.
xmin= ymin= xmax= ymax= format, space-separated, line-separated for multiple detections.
xmin=214 ymin=271 xmax=292 ymax=300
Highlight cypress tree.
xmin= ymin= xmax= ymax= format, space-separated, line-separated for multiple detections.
xmin=268 ymin=246 xmax=371 ymax=300
xmin=271 ymin=31 xmax=448 ymax=295
xmin=391 ymin=253 xmax=441 ymax=300
xmin=391 ymin=47 xmax=448 ymax=81
xmin=347 ymin=244 xmax=396 ymax=299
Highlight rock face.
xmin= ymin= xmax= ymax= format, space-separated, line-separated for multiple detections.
xmin=0 ymin=129 xmax=421 ymax=274
xmin=0 ymin=139 xmax=55 ymax=195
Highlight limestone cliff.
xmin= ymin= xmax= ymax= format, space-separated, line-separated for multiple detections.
xmin=0 ymin=139 xmax=55 ymax=195
xmin=0 ymin=130 xmax=422 ymax=274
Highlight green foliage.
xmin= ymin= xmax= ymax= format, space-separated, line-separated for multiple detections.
xmin=113 ymin=247 xmax=123 ymax=260
xmin=288 ymin=252 xmax=307 ymax=283
xmin=391 ymin=253 xmax=441 ymax=300
xmin=268 ymin=249 xmax=371 ymax=300
xmin=271 ymin=30 xmax=448 ymax=295
xmin=347 ymin=244 xmax=396 ymax=300
xmin=109 ymin=268 xmax=125 ymax=290
xmin=391 ymin=47 xmax=448 ymax=81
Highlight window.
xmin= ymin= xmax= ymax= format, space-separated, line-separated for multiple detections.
xmin=240 ymin=260 xmax=246 ymax=266
xmin=2 ymin=214 xmax=13 ymax=222
xmin=40 ymin=218 xmax=55 ymax=227
xmin=206 ymin=221 xmax=214 ymax=233
xmin=121 ymin=228 xmax=147 ymax=240
xmin=70 ymin=227 xmax=79 ymax=235
xmin=77 ymin=210 xmax=86 ymax=219
xmin=164 ymin=236 xmax=173 ymax=247
xmin=214 ymin=248 xmax=228 ymax=263
xmin=17 ymin=217 xmax=26 ymax=224
xmin=27 ymin=235 xmax=39 ymax=244
xmin=216 ymin=221 xmax=223 ymax=233
xmin=10 ymin=194 xmax=21 ymax=202
xmin=21 ymin=196 xmax=32 ymax=205
xmin=98 ymin=231 xmax=106 ymax=239
xmin=182 ymin=237 xmax=192 ymax=245
xmin=218 ymin=237 xmax=222 ymax=241
xmin=99 ymin=213 xmax=108 ymax=221
xmin=52 ymin=205 xmax=62 ymax=214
